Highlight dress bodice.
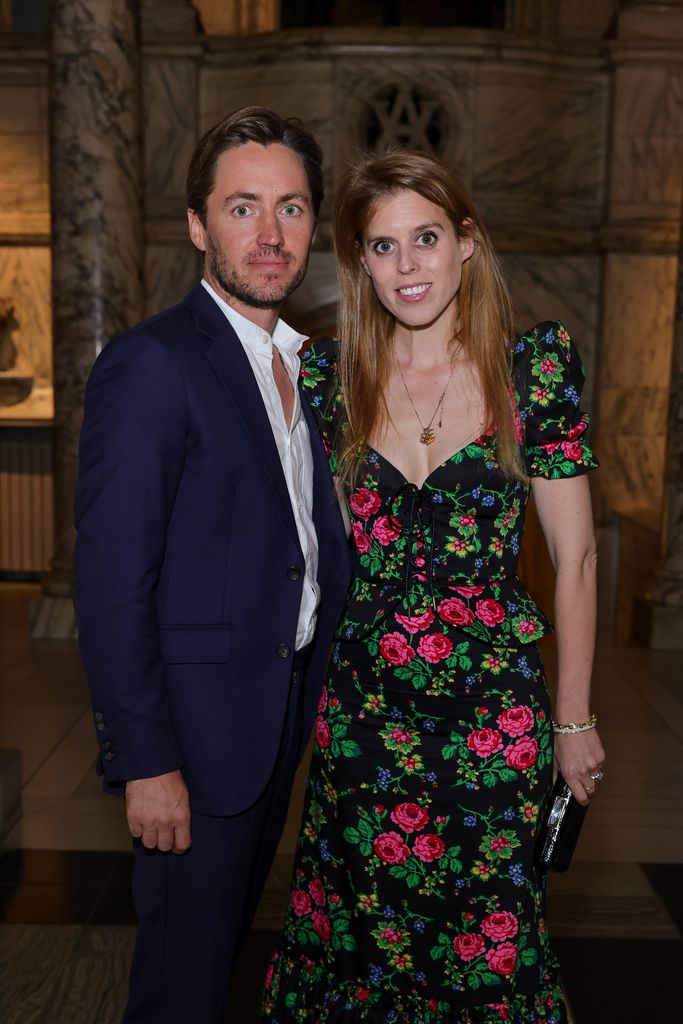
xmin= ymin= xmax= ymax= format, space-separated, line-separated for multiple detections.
xmin=301 ymin=322 xmax=598 ymax=650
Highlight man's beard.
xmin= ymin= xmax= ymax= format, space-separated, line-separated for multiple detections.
xmin=207 ymin=237 xmax=308 ymax=310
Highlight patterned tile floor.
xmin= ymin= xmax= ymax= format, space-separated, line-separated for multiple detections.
xmin=1 ymin=583 xmax=682 ymax=1022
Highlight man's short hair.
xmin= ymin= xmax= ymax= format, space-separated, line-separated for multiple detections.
xmin=186 ymin=106 xmax=324 ymax=224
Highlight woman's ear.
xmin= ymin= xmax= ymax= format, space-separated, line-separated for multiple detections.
xmin=355 ymin=239 xmax=371 ymax=277
xmin=459 ymin=218 xmax=476 ymax=263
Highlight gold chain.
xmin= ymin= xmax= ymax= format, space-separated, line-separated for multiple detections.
xmin=395 ymin=357 xmax=455 ymax=446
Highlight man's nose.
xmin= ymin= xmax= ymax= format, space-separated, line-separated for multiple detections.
xmin=257 ymin=210 xmax=285 ymax=248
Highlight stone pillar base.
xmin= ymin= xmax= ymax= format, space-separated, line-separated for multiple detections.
xmin=30 ymin=595 xmax=78 ymax=640
xmin=633 ymin=595 xmax=683 ymax=650
xmin=0 ymin=749 xmax=22 ymax=839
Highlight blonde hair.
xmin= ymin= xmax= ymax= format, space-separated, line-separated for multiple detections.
xmin=333 ymin=149 xmax=523 ymax=483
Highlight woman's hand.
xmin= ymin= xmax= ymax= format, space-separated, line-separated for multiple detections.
xmin=553 ymin=728 xmax=606 ymax=806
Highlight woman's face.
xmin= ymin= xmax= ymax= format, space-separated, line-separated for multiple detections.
xmin=359 ymin=189 xmax=474 ymax=333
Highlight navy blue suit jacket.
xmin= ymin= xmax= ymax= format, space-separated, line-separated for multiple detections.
xmin=74 ymin=283 xmax=351 ymax=816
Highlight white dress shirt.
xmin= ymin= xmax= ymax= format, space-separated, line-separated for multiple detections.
xmin=201 ymin=279 xmax=320 ymax=649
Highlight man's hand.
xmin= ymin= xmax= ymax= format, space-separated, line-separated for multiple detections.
xmin=125 ymin=770 xmax=191 ymax=854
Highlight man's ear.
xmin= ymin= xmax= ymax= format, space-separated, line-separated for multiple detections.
xmin=188 ymin=209 xmax=207 ymax=253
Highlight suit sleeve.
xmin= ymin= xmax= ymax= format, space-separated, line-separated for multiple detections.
xmin=73 ymin=329 xmax=188 ymax=786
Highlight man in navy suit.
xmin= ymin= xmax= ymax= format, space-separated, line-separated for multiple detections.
xmin=74 ymin=107 xmax=350 ymax=1023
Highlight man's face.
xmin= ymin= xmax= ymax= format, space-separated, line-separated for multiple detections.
xmin=188 ymin=142 xmax=316 ymax=326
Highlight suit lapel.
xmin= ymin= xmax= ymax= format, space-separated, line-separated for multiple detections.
xmin=186 ymin=284 xmax=300 ymax=547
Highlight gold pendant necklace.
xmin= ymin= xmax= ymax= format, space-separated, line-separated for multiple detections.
xmin=396 ymin=357 xmax=455 ymax=446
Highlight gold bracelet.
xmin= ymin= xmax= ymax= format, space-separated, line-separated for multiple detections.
xmin=552 ymin=713 xmax=597 ymax=735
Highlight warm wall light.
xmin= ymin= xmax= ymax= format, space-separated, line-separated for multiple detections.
xmin=192 ymin=0 xmax=280 ymax=36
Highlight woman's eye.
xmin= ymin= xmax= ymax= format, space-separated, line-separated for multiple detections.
xmin=417 ymin=231 xmax=437 ymax=246
xmin=373 ymin=240 xmax=393 ymax=254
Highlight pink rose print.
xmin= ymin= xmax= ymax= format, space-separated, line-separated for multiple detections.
xmin=315 ymin=716 xmax=331 ymax=750
xmin=412 ymin=833 xmax=445 ymax=862
xmin=352 ymin=521 xmax=372 ymax=555
xmin=308 ymin=878 xmax=326 ymax=907
xmin=416 ymin=633 xmax=453 ymax=663
xmin=374 ymin=831 xmax=410 ymax=865
xmin=452 ymin=933 xmax=486 ymax=962
xmin=561 ymin=440 xmax=582 ymax=461
xmin=371 ymin=515 xmax=402 ymax=546
xmin=349 ymin=488 xmax=381 ymax=520
xmin=475 ymin=599 xmax=505 ymax=626
xmin=311 ymin=910 xmax=332 ymax=941
xmin=485 ymin=941 xmax=518 ymax=976
xmin=390 ymin=802 xmax=429 ymax=833
xmin=379 ymin=632 xmax=415 ymax=666
xmin=394 ymin=609 xmax=435 ymax=634
xmin=488 ymin=1006 xmax=510 ymax=1022
xmin=291 ymin=889 xmax=312 ymax=916
xmin=437 ymin=597 xmax=475 ymax=627
xmin=496 ymin=705 xmax=534 ymax=737
xmin=451 ymin=584 xmax=485 ymax=597
xmin=566 ymin=421 xmax=587 ymax=440
xmin=265 ymin=963 xmax=275 ymax=989
xmin=317 ymin=686 xmax=328 ymax=714
xmin=481 ymin=911 xmax=519 ymax=942
xmin=504 ymin=736 xmax=539 ymax=769
xmin=467 ymin=728 xmax=504 ymax=758
xmin=541 ymin=440 xmax=561 ymax=454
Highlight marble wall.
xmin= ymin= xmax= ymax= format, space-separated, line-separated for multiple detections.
xmin=0 ymin=13 xmax=681 ymax=545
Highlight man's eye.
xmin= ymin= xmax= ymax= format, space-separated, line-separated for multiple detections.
xmin=282 ymin=204 xmax=300 ymax=216
xmin=234 ymin=206 xmax=250 ymax=217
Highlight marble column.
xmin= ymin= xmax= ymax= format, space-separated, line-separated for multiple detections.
xmin=594 ymin=1 xmax=683 ymax=523
xmin=642 ymin=187 xmax=683 ymax=648
xmin=35 ymin=0 xmax=144 ymax=637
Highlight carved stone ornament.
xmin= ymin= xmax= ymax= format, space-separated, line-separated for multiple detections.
xmin=362 ymin=82 xmax=446 ymax=154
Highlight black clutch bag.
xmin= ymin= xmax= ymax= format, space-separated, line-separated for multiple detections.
xmin=534 ymin=772 xmax=587 ymax=872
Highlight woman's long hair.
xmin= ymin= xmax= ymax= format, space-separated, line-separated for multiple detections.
xmin=333 ymin=149 xmax=524 ymax=483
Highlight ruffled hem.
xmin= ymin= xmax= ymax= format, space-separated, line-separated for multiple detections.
xmin=261 ymin=949 xmax=569 ymax=1024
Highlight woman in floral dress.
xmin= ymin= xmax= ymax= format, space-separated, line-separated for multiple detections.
xmin=262 ymin=150 xmax=605 ymax=1023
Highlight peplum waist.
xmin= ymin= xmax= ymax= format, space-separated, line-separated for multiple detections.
xmin=334 ymin=574 xmax=553 ymax=649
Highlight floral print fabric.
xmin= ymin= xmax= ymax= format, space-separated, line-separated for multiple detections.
xmin=262 ymin=323 xmax=597 ymax=1023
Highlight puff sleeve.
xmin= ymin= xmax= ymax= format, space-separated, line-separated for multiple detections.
xmin=300 ymin=335 xmax=344 ymax=474
xmin=514 ymin=321 xmax=599 ymax=479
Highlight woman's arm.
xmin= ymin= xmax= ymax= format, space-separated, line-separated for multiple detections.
xmin=531 ymin=474 xmax=606 ymax=805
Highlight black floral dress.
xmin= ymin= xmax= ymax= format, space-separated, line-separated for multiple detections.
xmin=262 ymin=322 xmax=598 ymax=1024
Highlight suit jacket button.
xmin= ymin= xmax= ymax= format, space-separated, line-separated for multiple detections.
xmin=277 ymin=643 xmax=291 ymax=659
xmin=287 ymin=566 xmax=301 ymax=581
xmin=94 ymin=711 xmax=104 ymax=722
xmin=103 ymin=752 xmax=114 ymax=762
xmin=96 ymin=723 xmax=105 ymax=732
xmin=103 ymin=741 xmax=112 ymax=752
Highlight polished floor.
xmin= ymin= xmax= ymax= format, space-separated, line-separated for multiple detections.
xmin=0 ymin=582 xmax=682 ymax=1023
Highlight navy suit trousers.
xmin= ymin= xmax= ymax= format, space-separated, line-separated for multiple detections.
xmin=122 ymin=660 xmax=307 ymax=1023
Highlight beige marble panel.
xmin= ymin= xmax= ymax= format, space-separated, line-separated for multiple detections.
xmin=145 ymin=243 xmax=200 ymax=317
xmin=610 ymin=136 xmax=683 ymax=221
xmin=600 ymin=385 xmax=669 ymax=437
xmin=597 ymin=434 xmax=667 ymax=518
xmin=201 ymin=61 xmax=335 ymax=220
xmin=0 ymin=247 xmax=51 ymax=386
xmin=500 ymin=254 xmax=600 ymax=407
xmin=613 ymin=67 xmax=683 ymax=139
xmin=143 ymin=58 xmax=198 ymax=199
xmin=600 ymin=253 xmax=677 ymax=388
xmin=473 ymin=65 xmax=607 ymax=226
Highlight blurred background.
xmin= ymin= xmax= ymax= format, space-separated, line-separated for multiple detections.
xmin=0 ymin=1 xmax=682 ymax=1021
